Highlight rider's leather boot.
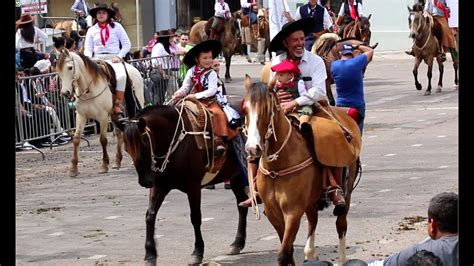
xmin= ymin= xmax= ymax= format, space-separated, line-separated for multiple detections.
xmin=113 ymin=91 xmax=125 ymax=116
xmin=327 ymin=167 xmax=346 ymax=213
xmin=405 ymin=48 xmax=415 ymax=56
xmin=214 ymin=135 xmax=226 ymax=155
xmin=238 ymin=162 xmax=262 ymax=207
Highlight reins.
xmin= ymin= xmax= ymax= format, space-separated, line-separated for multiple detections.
xmin=413 ymin=13 xmax=434 ymax=51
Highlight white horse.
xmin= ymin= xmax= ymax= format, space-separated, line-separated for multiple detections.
xmin=56 ymin=49 xmax=145 ymax=177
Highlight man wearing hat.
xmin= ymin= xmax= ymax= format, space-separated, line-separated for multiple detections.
xmin=16 ymin=13 xmax=50 ymax=69
xmin=331 ymin=41 xmax=373 ymax=134
xmin=83 ymin=3 xmax=131 ymax=116
xmin=70 ymin=0 xmax=92 ymax=30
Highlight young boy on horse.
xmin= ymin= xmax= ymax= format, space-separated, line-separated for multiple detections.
xmin=172 ymin=40 xmax=239 ymax=155
xmin=83 ymin=3 xmax=131 ymax=117
xmin=210 ymin=0 xmax=231 ymax=40
xmin=241 ymin=18 xmax=361 ymax=213
xmin=335 ymin=0 xmax=364 ymax=36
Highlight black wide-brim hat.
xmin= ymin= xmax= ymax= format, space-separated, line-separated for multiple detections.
xmin=183 ymin=40 xmax=222 ymax=68
xmin=89 ymin=3 xmax=116 ymax=18
xmin=269 ymin=17 xmax=316 ymax=53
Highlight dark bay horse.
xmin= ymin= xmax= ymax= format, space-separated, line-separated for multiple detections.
xmin=189 ymin=13 xmax=241 ymax=83
xmin=116 ymin=104 xmax=249 ymax=265
xmin=243 ymin=75 xmax=360 ymax=265
xmin=407 ymin=7 xmax=458 ymax=95
xmin=341 ymin=15 xmax=373 ymax=45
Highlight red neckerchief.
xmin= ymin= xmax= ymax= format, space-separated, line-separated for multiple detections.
xmin=434 ymin=0 xmax=450 ymax=19
xmin=288 ymin=57 xmax=302 ymax=66
xmin=192 ymin=66 xmax=211 ymax=93
xmin=98 ymin=23 xmax=110 ymax=46
xmin=276 ymin=77 xmax=296 ymax=90
xmin=348 ymin=0 xmax=358 ymax=21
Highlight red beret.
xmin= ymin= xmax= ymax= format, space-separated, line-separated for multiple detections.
xmin=271 ymin=60 xmax=301 ymax=75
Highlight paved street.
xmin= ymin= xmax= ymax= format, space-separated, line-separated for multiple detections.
xmin=16 ymin=52 xmax=458 ymax=265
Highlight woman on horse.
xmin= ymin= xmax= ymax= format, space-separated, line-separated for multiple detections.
xmin=83 ymin=3 xmax=131 ymax=116
xmin=15 ymin=13 xmax=50 ymax=69
xmin=172 ymin=40 xmax=239 ymax=155
xmin=335 ymin=0 xmax=364 ymax=36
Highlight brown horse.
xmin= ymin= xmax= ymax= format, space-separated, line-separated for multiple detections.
xmin=116 ymin=104 xmax=250 ymax=265
xmin=243 ymin=75 xmax=360 ymax=265
xmin=189 ymin=13 xmax=240 ymax=83
xmin=407 ymin=8 xmax=451 ymax=95
xmin=341 ymin=15 xmax=373 ymax=45
xmin=256 ymin=8 xmax=271 ymax=64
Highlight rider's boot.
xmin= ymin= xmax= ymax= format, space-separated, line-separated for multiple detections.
xmin=238 ymin=162 xmax=262 ymax=207
xmin=437 ymin=46 xmax=447 ymax=62
xmin=113 ymin=91 xmax=125 ymax=118
xmin=405 ymin=47 xmax=415 ymax=56
xmin=326 ymin=167 xmax=346 ymax=214
xmin=246 ymin=44 xmax=253 ymax=63
xmin=214 ymin=135 xmax=226 ymax=155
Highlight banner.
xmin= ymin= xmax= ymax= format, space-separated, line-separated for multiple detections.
xmin=21 ymin=0 xmax=48 ymax=15
xmin=268 ymin=0 xmax=291 ymax=41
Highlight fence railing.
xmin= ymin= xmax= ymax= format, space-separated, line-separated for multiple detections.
xmin=15 ymin=55 xmax=184 ymax=159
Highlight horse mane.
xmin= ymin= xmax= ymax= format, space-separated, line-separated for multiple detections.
xmin=247 ymin=82 xmax=272 ymax=116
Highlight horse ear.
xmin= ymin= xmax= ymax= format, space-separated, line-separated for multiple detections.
xmin=367 ymin=14 xmax=372 ymax=20
xmin=62 ymin=48 xmax=70 ymax=56
xmin=407 ymin=5 xmax=413 ymax=12
xmin=138 ymin=118 xmax=147 ymax=133
xmin=244 ymin=74 xmax=253 ymax=92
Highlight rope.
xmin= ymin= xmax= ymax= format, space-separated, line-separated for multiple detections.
xmin=246 ymin=160 xmax=261 ymax=220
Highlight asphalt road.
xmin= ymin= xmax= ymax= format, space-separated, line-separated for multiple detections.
xmin=16 ymin=52 xmax=458 ymax=265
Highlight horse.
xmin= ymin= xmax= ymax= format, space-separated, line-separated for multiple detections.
xmin=406 ymin=8 xmax=453 ymax=95
xmin=341 ymin=15 xmax=373 ymax=45
xmin=256 ymin=8 xmax=271 ymax=64
xmin=189 ymin=13 xmax=240 ymax=83
xmin=243 ymin=75 xmax=360 ymax=265
xmin=56 ymin=49 xmax=145 ymax=177
xmin=115 ymin=104 xmax=249 ymax=265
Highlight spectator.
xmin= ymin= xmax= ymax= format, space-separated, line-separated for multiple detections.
xmin=383 ymin=192 xmax=458 ymax=266
xmin=70 ymin=0 xmax=92 ymax=30
xmin=65 ymin=37 xmax=77 ymax=51
xmin=49 ymin=36 xmax=66 ymax=71
xmin=143 ymin=32 xmax=158 ymax=58
xmin=16 ymin=13 xmax=49 ymax=69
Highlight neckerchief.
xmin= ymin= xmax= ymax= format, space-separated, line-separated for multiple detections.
xmin=348 ymin=0 xmax=358 ymax=21
xmin=276 ymin=77 xmax=296 ymax=90
xmin=434 ymin=0 xmax=450 ymax=19
xmin=98 ymin=23 xmax=110 ymax=46
xmin=192 ymin=66 xmax=211 ymax=93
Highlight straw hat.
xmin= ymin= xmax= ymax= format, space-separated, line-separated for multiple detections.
xmin=16 ymin=13 xmax=36 ymax=25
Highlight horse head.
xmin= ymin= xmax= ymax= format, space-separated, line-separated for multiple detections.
xmin=56 ymin=49 xmax=80 ymax=99
xmin=358 ymin=15 xmax=372 ymax=45
xmin=243 ymin=75 xmax=277 ymax=158
xmin=407 ymin=9 xmax=425 ymax=39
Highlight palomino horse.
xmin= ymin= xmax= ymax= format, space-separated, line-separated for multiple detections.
xmin=56 ymin=50 xmax=145 ymax=177
xmin=341 ymin=15 xmax=373 ymax=45
xmin=189 ymin=13 xmax=240 ymax=83
xmin=115 ymin=104 xmax=249 ymax=265
xmin=244 ymin=75 xmax=360 ymax=265
xmin=407 ymin=8 xmax=458 ymax=95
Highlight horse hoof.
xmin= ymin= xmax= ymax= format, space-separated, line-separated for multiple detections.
xmin=144 ymin=257 xmax=156 ymax=266
xmin=111 ymin=162 xmax=121 ymax=169
xmin=453 ymin=84 xmax=459 ymax=90
xmin=415 ymin=84 xmax=422 ymax=91
xmin=99 ymin=167 xmax=109 ymax=174
xmin=424 ymin=91 xmax=431 ymax=96
xmin=225 ymin=77 xmax=232 ymax=83
xmin=435 ymin=87 xmax=442 ymax=93
xmin=227 ymin=245 xmax=243 ymax=255
xmin=69 ymin=170 xmax=79 ymax=177
xmin=188 ymin=255 xmax=203 ymax=265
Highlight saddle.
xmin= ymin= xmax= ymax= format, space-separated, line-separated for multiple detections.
xmin=300 ymin=105 xmax=361 ymax=167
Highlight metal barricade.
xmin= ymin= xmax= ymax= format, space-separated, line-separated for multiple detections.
xmin=15 ymin=72 xmax=95 ymax=158
xmin=127 ymin=55 xmax=182 ymax=106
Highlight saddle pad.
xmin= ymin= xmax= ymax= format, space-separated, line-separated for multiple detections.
xmin=183 ymin=99 xmax=210 ymax=150
xmin=306 ymin=108 xmax=361 ymax=167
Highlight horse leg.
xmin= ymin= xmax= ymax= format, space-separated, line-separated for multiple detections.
xmin=112 ymin=127 xmax=123 ymax=169
xmin=225 ymin=54 xmax=232 ymax=83
xmin=304 ymin=206 xmax=319 ymax=260
xmin=228 ymin=175 xmax=249 ymax=255
xmin=450 ymin=48 xmax=459 ymax=89
xmin=98 ymin=117 xmax=110 ymax=173
xmin=145 ymin=186 xmax=171 ymax=265
xmin=335 ymin=161 xmax=358 ymax=265
xmin=413 ymin=57 xmax=423 ymax=91
xmin=70 ymin=114 xmax=86 ymax=177
xmin=424 ymin=58 xmax=434 ymax=96
xmin=279 ymin=212 xmax=304 ymax=265
xmin=187 ymin=188 xmax=205 ymax=265
xmin=435 ymin=56 xmax=444 ymax=93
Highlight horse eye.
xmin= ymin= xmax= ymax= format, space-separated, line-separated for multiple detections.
xmin=68 ymin=66 xmax=73 ymax=71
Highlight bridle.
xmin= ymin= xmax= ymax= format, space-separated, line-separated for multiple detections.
xmin=63 ymin=55 xmax=106 ymax=101
xmin=411 ymin=12 xmax=434 ymax=51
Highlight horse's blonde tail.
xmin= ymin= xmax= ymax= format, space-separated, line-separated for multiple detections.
xmin=311 ymin=33 xmax=340 ymax=54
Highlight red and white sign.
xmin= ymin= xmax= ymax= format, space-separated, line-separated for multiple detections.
xmin=21 ymin=0 xmax=48 ymax=15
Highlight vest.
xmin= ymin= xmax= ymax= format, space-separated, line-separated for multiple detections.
xmin=299 ymin=4 xmax=324 ymax=33
xmin=343 ymin=0 xmax=361 ymax=24
xmin=276 ymin=78 xmax=313 ymax=115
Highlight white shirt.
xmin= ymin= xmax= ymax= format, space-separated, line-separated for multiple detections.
xmin=271 ymin=50 xmax=328 ymax=104
xmin=268 ymin=0 xmax=291 ymax=41
xmin=215 ymin=2 xmax=231 ymax=18
xmin=70 ymin=0 xmax=90 ymax=14
xmin=240 ymin=0 xmax=255 ymax=9
xmin=294 ymin=4 xmax=333 ymax=30
xmin=151 ymin=42 xmax=170 ymax=68
xmin=338 ymin=2 xmax=364 ymax=17
xmin=15 ymin=26 xmax=48 ymax=50
xmin=276 ymin=79 xmax=312 ymax=106
xmin=177 ymin=67 xmax=219 ymax=100
xmin=84 ymin=22 xmax=131 ymax=58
